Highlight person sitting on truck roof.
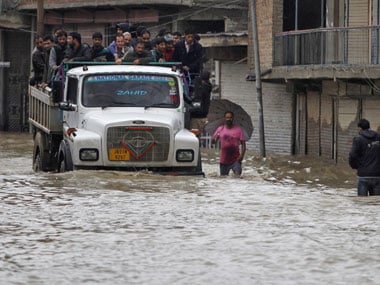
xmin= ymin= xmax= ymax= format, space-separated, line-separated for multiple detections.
xmin=49 ymin=30 xmax=68 ymax=74
xmin=123 ymin=32 xmax=134 ymax=54
xmin=121 ymin=40 xmax=153 ymax=65
xmin=108 ymin=33 xmax=124 ymax=59
xmin=140 ymin=29 xmax=153 ymax=51
xmin=172 ymin=31 xmax=182 ymax=45
xmin=172 ymin=28 xmax=203 ymax=76
xmin=130 ymin=25 xmax=145 ymax=47
xmin=150 ymin=37 xmax=166 ymax=62
xmin=116 ymin=22 xmax=129 ymax=34
xmin=91 ymin=32 xmax=114 ymax=62
xmin=64 ymin=32 xmax=92 ymax=62
xmin=114 ymin=34 xmax=128 ymax=61
xmin=115 ymin=33 xmax=135 ymax=64
xmin=163 ymin=35 xmax=175 ymax=62
xmin=53 ymin=27 xmax=64 ymax=43
xmin=40 ymin=34 xmax=55 ymax=88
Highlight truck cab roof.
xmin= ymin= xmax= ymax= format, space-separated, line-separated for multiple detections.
xmin=66 ymin=63 xmax=180 ymax=77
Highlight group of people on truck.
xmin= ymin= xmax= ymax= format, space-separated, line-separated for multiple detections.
xmin=30 ymin=24 xmax=203 ymax=89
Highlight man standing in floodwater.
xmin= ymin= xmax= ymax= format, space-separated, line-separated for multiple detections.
xmin=349 ymin=118 xmax=380 ymax=196
xmin=212 ymin=111 xmax=246 ymax=177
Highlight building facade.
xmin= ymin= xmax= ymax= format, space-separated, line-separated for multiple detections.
xmin=242 ymin=0 xmax=380 ymax=161
xmin=3 ymin=0 xmax=374 ymax=162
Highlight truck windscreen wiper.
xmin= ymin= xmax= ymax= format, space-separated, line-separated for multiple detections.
xmin=101 ymin=102 xmax=136 ymax=109
xmin=144 ymin=103 xmax=174 ymax=109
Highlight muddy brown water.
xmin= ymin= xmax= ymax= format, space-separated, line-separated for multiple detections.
xmin=1 ymin=132 xmax=379 ymax=284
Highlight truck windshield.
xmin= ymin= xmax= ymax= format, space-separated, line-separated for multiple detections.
xmin=82 ymin=73 xmax=180 ymax=108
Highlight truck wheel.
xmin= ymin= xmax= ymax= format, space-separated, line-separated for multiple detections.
xmin=33 ymin=132 xmax=50 ymax=172
xmin=33 ymin=152 xmax=43 ymax=172
xmin=57 ymin=140 xmax=74 ymax=172
xmin=194 ymin=149 xmax=203 ymax=174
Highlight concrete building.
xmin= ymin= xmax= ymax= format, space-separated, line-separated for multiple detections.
xmin=237 ymin=0 xmax=380 ymax=161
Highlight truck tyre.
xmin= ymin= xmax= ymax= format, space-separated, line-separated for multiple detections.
xmin=57 ymin=140 xmax=74 ymax=172
xmin=33 ymin=132 xmax=51 ymax=172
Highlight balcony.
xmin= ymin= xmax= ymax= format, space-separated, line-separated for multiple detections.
xmin=273 ymin=26 xmax=380 ymax=66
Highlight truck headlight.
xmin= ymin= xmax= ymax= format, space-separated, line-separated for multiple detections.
xmin=80 ymin=148 xmax=99 ymax=161
xmin=176 ymin=149 xmax=194 ymax=162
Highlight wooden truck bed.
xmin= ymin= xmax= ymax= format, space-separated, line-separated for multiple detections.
xmin=28 ymin=86 xmax=61 ymax=133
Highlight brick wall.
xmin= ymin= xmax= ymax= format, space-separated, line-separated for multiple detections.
xmin=248 ymin=0 xmax=282 ymax=70
xmin=257 ymin=0 xmax=274 ymax=69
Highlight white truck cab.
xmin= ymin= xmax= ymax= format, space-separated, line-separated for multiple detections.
xmin=29 ymin=63 xmax=203 ymax=175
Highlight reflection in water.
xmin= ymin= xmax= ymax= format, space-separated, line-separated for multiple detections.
xmin=0 ymin=132 xmax=379 ymax=284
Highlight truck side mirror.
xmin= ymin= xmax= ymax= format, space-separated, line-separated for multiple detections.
xmin=59 ymin=102 xmax=77 ymax=111
xmin=52 ymin=80 xmax=63 ymax=103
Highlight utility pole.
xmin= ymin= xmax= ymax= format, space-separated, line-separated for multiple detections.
xmin=37 ymin=0 xmax=44 ymax=36
xmin=249 ymin=0 xmax=266 ymax=157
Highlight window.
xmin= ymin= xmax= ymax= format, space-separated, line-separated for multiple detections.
xmin=67 ymin=77 xmax=78 ymax=104
xmin=82 ymin=73 xmax=180 ymax=108
xmin=283 ymin=0 xmax=326 ymax=31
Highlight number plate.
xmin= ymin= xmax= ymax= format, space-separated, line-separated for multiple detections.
xmin=109 ymin=148 xmax=130 ymax=161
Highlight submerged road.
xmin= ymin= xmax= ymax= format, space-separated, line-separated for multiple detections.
xmin=1 ymin=132 xmax=379 ymax=284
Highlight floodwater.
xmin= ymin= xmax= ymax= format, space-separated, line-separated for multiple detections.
xmin=1 ymin=132 xmax=379 ymax=285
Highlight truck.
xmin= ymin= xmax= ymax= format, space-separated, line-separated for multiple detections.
xmin=29 ymin=63 xmax=203 ymax=175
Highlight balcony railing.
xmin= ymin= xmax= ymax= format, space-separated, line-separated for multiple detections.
xmin=273 ymin=26 xmax=380 ymax=66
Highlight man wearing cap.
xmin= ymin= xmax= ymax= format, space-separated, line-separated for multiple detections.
xmin=349 ymin=118 xmax=380 ymax=196
xmin=64 ymin=32 xmax=92 ymax=62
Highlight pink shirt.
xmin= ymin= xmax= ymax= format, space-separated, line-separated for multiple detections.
xmin=212 ymin=125 xmax=245 ymax=164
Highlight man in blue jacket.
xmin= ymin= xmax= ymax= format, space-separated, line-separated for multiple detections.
xmin=349 ymin=119 xmax=380 ymax=196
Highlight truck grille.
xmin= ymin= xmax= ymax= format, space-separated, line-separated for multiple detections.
xmin=107 ymin=126 xmax=170 ymax=162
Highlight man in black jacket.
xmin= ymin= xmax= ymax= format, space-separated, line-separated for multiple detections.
xmin=172 ymin=28 xmax=203 ymax=77
xmin=190 ymin=71 xmax=212 ymax=136
xmin=30 ymin=36 xmax=45 ymax=86
xmin=91 ymin=32 xmax=114 ymax=62
xmin=64 ymin=32 xmax=92 ymax=62
xmin=41 ymin=34 xmax=55 ymax=88
xmin=121 ymin=40 xmax=153 ymax=65
xmin=349 ymin=119 xmax=380 ymax=196
xmin=50 ymin=30 xmax=68 ymax=74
